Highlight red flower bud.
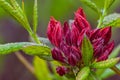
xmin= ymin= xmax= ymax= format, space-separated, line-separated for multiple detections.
xmin=47 ymin=17 xmax=62 ymax=47
xmin=97 ymin=41 xmax=114 ymax=61
xmin=47 ymin=7 xmax=115 ymax=76
xmin=74 ymin=9 xmax=91 ymax=32
xmin=99 ymin=27 xmax=111 ymax=45
xmin=56 ymin=66 xmax=69 ymax=76
xmin=75 ymin=7 xmax=86 ymax=19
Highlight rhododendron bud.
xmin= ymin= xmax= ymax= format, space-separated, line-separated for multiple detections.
xmin=47 ymin=7 xmax=114 ymax=76
xmin=47 ymin=17 xmax=62 ymax=47
xmin=56 ymin=66 xmax=69 ymax=76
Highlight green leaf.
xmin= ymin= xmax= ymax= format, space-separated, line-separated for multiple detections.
xmin=91 ymin=58 xmax=120 ymax=69
xmin=33 ymin=0 xmax=38 ymax=33
xmin=81 ymin=36 xmax=93 ymax=66
xmin=100 ymin=68 xmax=114 ymax=79
xmin=76 ymin=67 xmax=90 ymax=80
xmin=80 ymin=0 xmax=100 ymax=14
xmin=9 ymin=0 xmax=23 ymax=14
xmin=104 ymin=0 xmax=115 ymax=11
xmin=102 ymin=13 xmax=120 ymax=27
xmin=0 ymin=0 xmax=32 ymax=33
xmin=0 ymin=42 xmax=33 ymax=55
xmin=109 ymin=44 xmax=120 ymax=58
xmin=100 ymin=64 xmax=120 ymax=79
xmin=0 ymin=42 xmax=52 ymax=60
xmin=22 ymin=43 xmax=52 ymax=60
xmin=33 ymin=56 xmax=52 ymax=80
xmin=39 ymin=37 xmax=52 ymax=48
xmin=88 ymin=71 xmax=101 ymax=80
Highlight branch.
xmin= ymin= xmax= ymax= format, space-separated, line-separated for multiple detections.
xmin=15 ymin=52 xmax=35 ymax=75
xmin=111 ymin=66 xmax=120 ymax=76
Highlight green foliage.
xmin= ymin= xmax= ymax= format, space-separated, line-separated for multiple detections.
xmin=0 ymin=42 xmax=52 ymax=60
xmin=104 ymin=0 xmax=115 ymax=11
xmin=0 ymin=0 xmax=32 ymax=33
xmin=33 ymin=56 xmax=52 ymax=80
xmin=109 ymin=44 xmax=120 ymax=58
xmin=33 ymin=0 xmax=38 ymax=33
xmin=88 ymin=71 xmax=102 ymax=80
xmin=80 ymin=0 xmax=100 ymax=14
xmin=76 ymin=67 xmax=90 ymax=80
xmin=97 ymin=0 xmax=116 ymax=28
xmin=81 ymin=36 xmax=93 ymax=66
xmin=23 ymin=44 xmax=52 ymax=60
xmin=100 ymin=64 xmax=120 ymax=79
xmin=0 ymin=42 xmax=33 ymax=55
xmin=102 ymin=13 xmax=120 ymax=27
xmin=92 ymin=58 xmax=120 ymax=69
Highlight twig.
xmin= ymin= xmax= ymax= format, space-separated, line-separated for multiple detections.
xmin=15 ymin=52 xmax=35 ymax=75
xmin=111 ymin=66 xmax=120 ymax=76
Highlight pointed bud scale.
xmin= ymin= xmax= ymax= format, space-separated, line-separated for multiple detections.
xmin=63 ymin=22 xmax=72 ymax=45
xmin=71 ymin=24 xmax=80 ymax=46
xmin=92 ymin=38 xmax=104 ymax=58
xmin=67 ymin=46 xmax=81 ymax=66
xmin=97 ymin=41 xmax=114 ymax=61
xmin=74 ymin=11 xmax=91 ymax=31
xmin=88 ymin=29 xmax=100 ymax=41
xmin=99 ymin=27 xmax=111 ymax=45
xmin=77 ymin=29 xmax=85 ymax=47
xmin=52 ymin=47 xmax=66 ymax=63
xmin=47 ymin=17 xmax=62 ymax=47
xmin=60 ymin=42 xmax=69 ymax=57
xmin=75 ymin=7 xmax=86 ymax=19
xmin=63 ymin=22 xmax=69 ymax=36
xmin=68 ymin=54 xmax=78 ymax=66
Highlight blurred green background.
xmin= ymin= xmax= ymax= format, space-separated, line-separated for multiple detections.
xmin=0 ymin=0 xmax=120 ymax=80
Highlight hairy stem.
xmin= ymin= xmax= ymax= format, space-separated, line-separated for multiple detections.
xmin=15 ymin=52 xmax=35 ymax=75
xmin=97 ymin=9 xmax=107 ymax=28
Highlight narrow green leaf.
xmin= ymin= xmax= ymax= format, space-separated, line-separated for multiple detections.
xmin=33 ymin=56 xmax=52 ymax=80
xmin=9 ymin=0 xmax=23 ymax=14
xmin=22 ymin=44 xmax=52 ymax=60
xmin=33 ymin=0 xmax=38 ymax=33
xmin=102 ymin=13 xmax=120 ymax=27
xmin=92 ymin=58 xmax=120 ymax=69
xmin=88 ymin=71 xmax=101 ymax=80
xmin=100 ymin=64 xmax=120 ymax=79
xmin=0 ymin=42 xmax=33 ymax=55
xmin=109 ymin=44 xmax=120 ymax=58
xmin=100 ymin=68 xmax=114 ymax=79
xmin=80 ymin=0 xmax=100 ymax=14
xmin=104 ymin=0 xmax=115 ymax=11
xmin=39 ymin=37 xmax=52 ymax=48
xmin=96 ymin=69 xmax=106 ymax=77
xmin=81 ymin=36 xmax=93 ymax=66
xmin=76 ymin=67 xmax=90 ymax=80
xmin=22 ymin=0 xmax=24 ymax=11
xmin=0 ymin=0 xmax=32 ymax=33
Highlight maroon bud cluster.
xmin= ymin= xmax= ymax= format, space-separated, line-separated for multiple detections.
xmin=47 ymin=8 xmax=114 ymax=76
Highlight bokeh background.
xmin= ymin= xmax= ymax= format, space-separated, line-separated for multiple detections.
xmin=0 ymin=0 xmax=120 ymax=80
